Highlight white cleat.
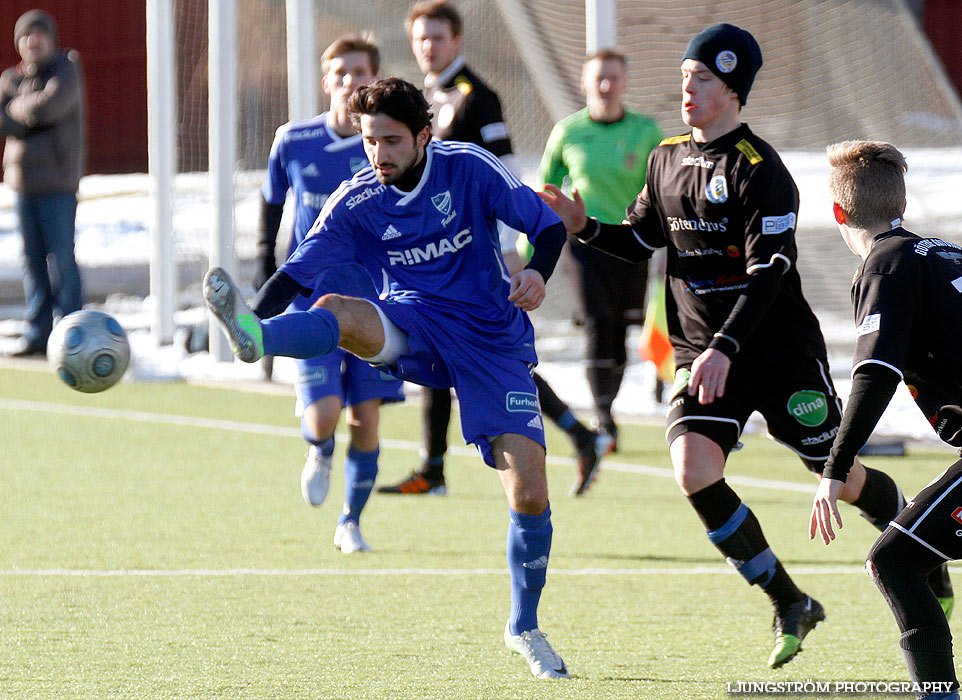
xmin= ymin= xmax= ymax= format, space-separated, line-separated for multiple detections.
xmin=503 ymin=622 xmax=569 ymax=679
xmin=301 ymin=446 xmax=332 ymax=506
xmin=334 ymin=521 xmax=371 ymax=554
xmin=202 ymin=267 xmax=264 ymax=363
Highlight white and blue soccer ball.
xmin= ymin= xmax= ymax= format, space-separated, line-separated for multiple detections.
xmin=47 ymin=310 xmax=130 ymax=393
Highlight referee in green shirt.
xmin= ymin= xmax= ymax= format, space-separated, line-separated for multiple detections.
xmin=540 ymin=49 xmax=662 ymax=445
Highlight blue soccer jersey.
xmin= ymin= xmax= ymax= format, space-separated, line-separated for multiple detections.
xmin=281 ymin=140 xmax=562 ymax=362
xmin=262 ymin=112 xmax=371 ymax=256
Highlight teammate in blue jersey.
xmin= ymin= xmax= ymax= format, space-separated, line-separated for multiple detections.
xmin=254 ymin=36 xmax=404 ymax=554
xmin=204 ymin=77 xmax=570 ymax=679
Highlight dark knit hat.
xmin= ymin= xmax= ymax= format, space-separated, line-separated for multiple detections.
xmin=14 ymin=10 xmax=57 ymax=48
xmin=683 ymin=23 xmax=761 ymax=105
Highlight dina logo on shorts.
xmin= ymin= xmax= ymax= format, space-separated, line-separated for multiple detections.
xmin=506 ymin=391 xmax=540 ymax=413
xmin=787 ymin=390 xmax=828 ymax=427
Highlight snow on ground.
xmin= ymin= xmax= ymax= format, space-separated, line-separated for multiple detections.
xmin=2 ymin=149 xmax=962 ymax=446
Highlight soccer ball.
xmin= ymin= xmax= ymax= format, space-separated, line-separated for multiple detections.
xmin=47 ymin=310 xmax=131 ymax=393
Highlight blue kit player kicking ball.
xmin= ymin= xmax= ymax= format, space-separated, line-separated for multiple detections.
xmin=204 ymin=77 xmax=570 ymax=679
xmin=256 ymin=36 xmax=403 ymax=554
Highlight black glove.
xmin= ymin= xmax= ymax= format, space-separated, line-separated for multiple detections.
xmin=935 ymin=405 xmax=962 ymax=447
xmin=252 ymin=255 xmax=277 ymax=291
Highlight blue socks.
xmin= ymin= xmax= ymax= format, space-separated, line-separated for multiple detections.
xmin=507 ymin=505 xmax=553 ymax=635
xmin=261 ymin=307 xmax=339 ymax=359
xmin=338 ymin=446 xmax=379 ymax=525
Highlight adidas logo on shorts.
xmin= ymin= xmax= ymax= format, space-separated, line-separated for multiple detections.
xmin=527 ymin=415 xmax=544 ymax=430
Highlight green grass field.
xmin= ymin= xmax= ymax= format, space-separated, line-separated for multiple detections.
xmin=1 ymin=364 xmax=959 ymax=699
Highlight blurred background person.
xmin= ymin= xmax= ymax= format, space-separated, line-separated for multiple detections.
xmin=1 ymin=9 xmax=85 ymax=357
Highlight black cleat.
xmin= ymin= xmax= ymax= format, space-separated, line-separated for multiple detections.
xmin=376 ymin=470 xmax=446 ymax=495
xmin=570 ymin=431 xmax=613 ymax=496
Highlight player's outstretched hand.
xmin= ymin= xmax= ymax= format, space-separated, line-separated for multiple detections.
xmin=810 ymin=477 xmax=844 ymax=544
xmin=688 ymin=348 xmax=730 ymax=405
xmin=508 ymin=269 xmax=546 ymax=311
xmin=539 ymin=184 xmax=588 ymax=234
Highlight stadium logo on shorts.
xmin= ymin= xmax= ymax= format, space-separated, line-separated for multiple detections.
xmin=787 ymin=390 xmax=828 ymax=427
xmin=506 ymin=391 xmax=540 ymax=414
xmin=716 ymin=50 xmax=737 ymax=73
xmin=706 ymin=175 xmax=728 ymax=203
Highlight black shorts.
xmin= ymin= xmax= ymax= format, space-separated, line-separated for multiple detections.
xmin=890 ymin=459 xmax=962 ymax=561
xmin=666 ymin=356 xmax=841 ymax=471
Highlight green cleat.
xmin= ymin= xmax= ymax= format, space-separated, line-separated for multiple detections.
xmin=768 ymin=596 xmax=825 ymax=669
xmin=203 ymin=267 xmax=264 ymax=363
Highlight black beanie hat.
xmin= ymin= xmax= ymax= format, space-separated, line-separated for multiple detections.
xmin=683 ymin=23 xmax=762 ymax=105
xmin=14 ymin=10 xmax=57 ymax=49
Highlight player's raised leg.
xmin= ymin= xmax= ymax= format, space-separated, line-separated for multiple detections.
xmin=203 ymin=267 xmax=385 ymax=363
xmin=492 ymin=432 xmax=568 ymax=679
xmin=672 ymin=432 xmax=824 ymax=668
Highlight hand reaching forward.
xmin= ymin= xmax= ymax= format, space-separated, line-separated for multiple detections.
xmin=539 ymin=184 xmax=588 ymax=234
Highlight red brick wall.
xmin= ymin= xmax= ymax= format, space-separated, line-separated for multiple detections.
xmin=0 ymin=2 xmax=147 ymax=174
xmin=925 ymin=0 xmax=962 ymax=99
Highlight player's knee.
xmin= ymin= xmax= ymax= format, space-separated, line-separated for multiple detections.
xmin=510 ymin=482 xmax=549 ymax=515
xmin=314 ymin=293 xmax=347 ymax=315
xmin=674 ymin=462 xmax=715 ymax=496
xmin=866 ymin=533 xmax=901 ymax=588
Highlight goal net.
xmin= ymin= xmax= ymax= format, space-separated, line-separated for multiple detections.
xmin=167 ymin=0 xmax=962 ymax=359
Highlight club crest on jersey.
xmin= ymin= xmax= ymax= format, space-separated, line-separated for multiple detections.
xmin=706 ymin=174 xmax=728 ymax=203
xmin=716 ymin=50 xmax=737 ymax=73
xmin=432 ymin=190 xmax=457 ymax=226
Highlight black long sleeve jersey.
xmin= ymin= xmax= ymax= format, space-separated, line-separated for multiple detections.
xmin=823 ymin=229 xmax=962 ymax=479
xmin=582 ymin=123 xmax=827 ymax=367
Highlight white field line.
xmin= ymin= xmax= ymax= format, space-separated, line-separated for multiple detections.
xmin=0 ymin=397 xmax=941 ymax=579
xmin=0 ymin=565 xmax=885 ymax=577
xmin=0 ymin=397 xmax=814 ymax=495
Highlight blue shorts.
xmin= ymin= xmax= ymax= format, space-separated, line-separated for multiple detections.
xmin=372 ymin=299 xmax=545 ymax=466
xmin=294 ymin=349 xmax=404 ymax=415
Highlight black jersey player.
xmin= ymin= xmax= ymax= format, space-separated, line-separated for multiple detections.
xmin=542 ymin=23 xmax=950 ymax=669
xmin=811 ymin=141 xmax=962 ymax=700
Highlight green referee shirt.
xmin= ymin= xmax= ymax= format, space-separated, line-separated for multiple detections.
xmin=539 ymin=107 xmax=662 ymax=224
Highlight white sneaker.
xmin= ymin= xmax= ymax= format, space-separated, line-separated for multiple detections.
xmin=503 ymin=622 xmax=569 ymax=679
xmin=333 ymin=521 xmax=371 ymax=553
xmin=202 ymin=267 xmax=264 ymax=363
xmin=301 ymin=446 xmax=332 ymax=506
